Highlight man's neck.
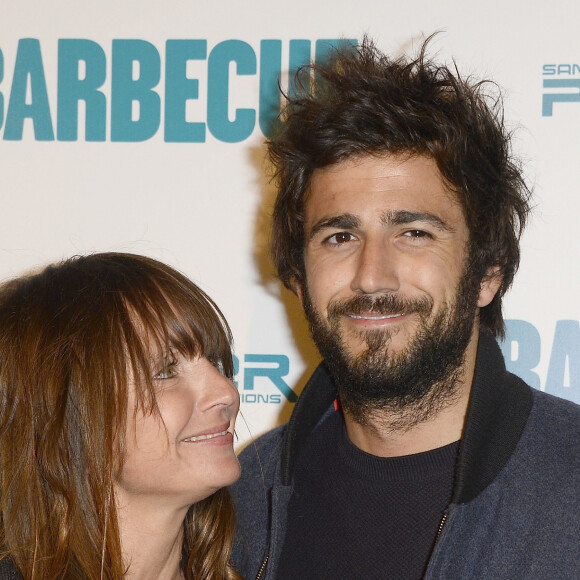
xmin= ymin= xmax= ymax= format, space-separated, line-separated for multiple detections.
xmin=343 ymin=330 xmax=480 ymax=458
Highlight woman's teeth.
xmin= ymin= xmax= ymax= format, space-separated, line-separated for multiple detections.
xmin=184 ymin=430 xmax=229 ymax=442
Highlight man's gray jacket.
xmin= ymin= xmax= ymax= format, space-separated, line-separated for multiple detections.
xmin=231 ymin=333 xmax=580 ymax=579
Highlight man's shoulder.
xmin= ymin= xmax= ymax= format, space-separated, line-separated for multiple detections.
xmin=233 ymin=423 xmax=287 ymax=496
xmin=529 ymin=387 xmax=580 ymax=430
xmin=231 ymin=424 xmax=289 ymax=576
xmin=240 ymin=423 xmax=287 ymax=452
xmin=502 ymin=387 xmax=580 ymax=498
xmin=437 ymin=389 xmax=579 ymax=577
xmin=238 ymin=423 xmax=286 ymax=468
xmin=527 ymin=388 xmax=580 ymax=457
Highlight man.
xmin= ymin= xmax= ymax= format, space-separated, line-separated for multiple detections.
xmin=232 ymin=37 xmax=579 ymax=580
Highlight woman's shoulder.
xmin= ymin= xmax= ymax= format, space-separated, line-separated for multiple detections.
xmin=0 ymin=558 xmax=21 ymax=580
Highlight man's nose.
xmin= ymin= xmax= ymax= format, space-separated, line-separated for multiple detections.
xmin=350 ymin=236 xmax=400 ymax=295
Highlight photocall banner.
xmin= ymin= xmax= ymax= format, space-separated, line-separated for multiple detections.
xmin=1 ymin=0 xmax=578 ymax=447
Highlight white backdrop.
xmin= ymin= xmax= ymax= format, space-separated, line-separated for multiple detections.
xmin=1 ymin=0 xmax=579 ymax=447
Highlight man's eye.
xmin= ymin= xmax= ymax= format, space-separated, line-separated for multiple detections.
xmin=403 ymin=229 xmax=430 ymax=239
xmin=326 ymin=232 xmax=355 ymax=245
xmin=154 ymin=361 xmax=178 ymax=380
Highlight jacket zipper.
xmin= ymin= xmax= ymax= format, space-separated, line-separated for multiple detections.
xmin=421 ymin=511 xmax=449 ymax=579
xmin=255 ymin=552 xmax=269 ymax=580
xmin=422 ymin=510 xmax=449 ymax=579
xmin=434 ymin=510 xmax=448 ymax=546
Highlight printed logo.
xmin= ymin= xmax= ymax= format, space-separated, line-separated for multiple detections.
xmin=0 ymin=38 xmax=355 ymax=142
xmin=501 ymin=319 xmax=579 ymax=404
xmin=542 ymin=63 xmax=580 ymax=116
xmin=233 ymin=354 xmax=295 ymax=404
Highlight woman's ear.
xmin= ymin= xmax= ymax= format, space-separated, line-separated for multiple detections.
xmin=477 ymin=266 xmax=503 ymax=308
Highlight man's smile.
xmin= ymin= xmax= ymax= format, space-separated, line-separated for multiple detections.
xmin=347 ymin=313 xmax=406 ymax=320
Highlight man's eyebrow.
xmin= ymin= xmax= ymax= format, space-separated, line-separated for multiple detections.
xmin=307 ymin=214 xmax=360 ymax=241
xmin=382 ymin=210 xmax=454 ymax=232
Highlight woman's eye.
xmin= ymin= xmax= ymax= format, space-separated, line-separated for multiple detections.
xmin=326 ymin=232 xmax=355 ymax=245
xmin=212 ymin=359 xmax=226 ymax=376
xmin=154 ymin=361 xmax=178 ymax=380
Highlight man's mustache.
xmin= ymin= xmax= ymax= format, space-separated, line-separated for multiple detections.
xmin=327 ymin=293 xmax=433 ymax=320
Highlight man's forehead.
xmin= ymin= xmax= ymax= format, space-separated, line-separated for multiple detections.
xmin=304 ymin=153 xmax=464 ymax=223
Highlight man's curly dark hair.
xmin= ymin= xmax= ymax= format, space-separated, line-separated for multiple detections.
xmin=268 ymin=35 xmax=531 ymax=338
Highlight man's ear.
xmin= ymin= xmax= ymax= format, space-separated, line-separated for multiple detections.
xmin=294 ymin=281 xmax=305 ymax=307
xmin=477 ymin=266 xmax=503 ymax=308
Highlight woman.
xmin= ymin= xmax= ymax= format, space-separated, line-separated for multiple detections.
xmin=0 ymin=253 xmax=243 ymax=580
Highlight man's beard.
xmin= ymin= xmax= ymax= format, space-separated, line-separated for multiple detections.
xmin=302 ymin=269 xmax=482 ymax=431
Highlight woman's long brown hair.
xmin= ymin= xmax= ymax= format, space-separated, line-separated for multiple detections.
xmin=0 ymin=253 xmax=243 ymax=579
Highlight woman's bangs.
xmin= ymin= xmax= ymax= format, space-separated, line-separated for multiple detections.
xmin=178 ymin=301 xmax=234 ymax=378
xmin=125 ymin=281 xmax=233 ymax=381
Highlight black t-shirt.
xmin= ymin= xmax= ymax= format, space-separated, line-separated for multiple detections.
xmin=277 ymin=410 xmax=459 ymax=580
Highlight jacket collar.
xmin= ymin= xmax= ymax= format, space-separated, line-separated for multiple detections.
xmin=453 ymin=332 xmax=533 ymax=502
xmin=280 ymin=332 xmax=533 ymax=500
